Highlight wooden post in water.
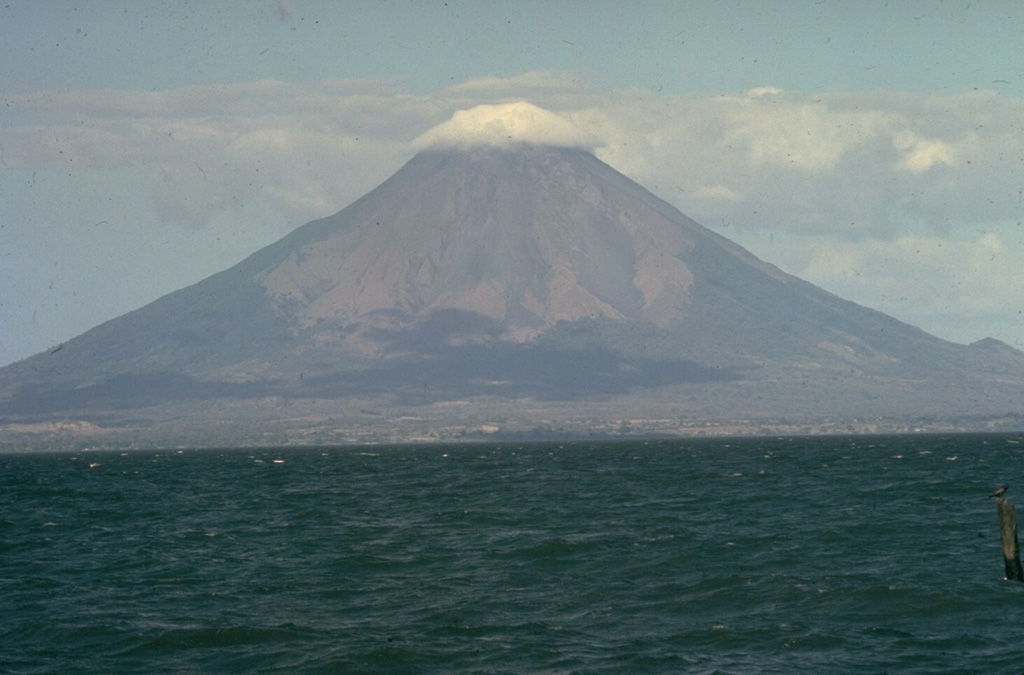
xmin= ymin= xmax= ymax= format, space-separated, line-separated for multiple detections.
xmin=995 ymin=496 xmax=1024 ymax=582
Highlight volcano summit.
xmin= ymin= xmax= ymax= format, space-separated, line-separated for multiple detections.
xmin=2 ymin=105 xmax=1023 ymax=444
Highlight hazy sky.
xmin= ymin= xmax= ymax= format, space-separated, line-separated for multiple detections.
xmin=1 ymin=0 xmax=1021 ymax=366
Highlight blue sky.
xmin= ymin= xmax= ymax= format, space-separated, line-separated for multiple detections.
xmin=1 ymin=0 xmax=1022 ymax=365
xmin=4 ymin=1 xmax=1020 ymax=95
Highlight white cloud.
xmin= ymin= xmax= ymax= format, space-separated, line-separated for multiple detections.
xmin=747 ymin=86 xmax=786 ymax=97
xmin=725 ymin=98 xmax=889 ymax=172
xmin=411 ymin=101 xmax=599 ymax=151
xmin=2 ymin=80 xmax=423 ymax=229
xmin=892 ymin=130 xmax=956 ymax=173
xmin=796 ymin=229 xmax=1024 ymax=345
xmin=7 ymin=78 xmax=1016 ymax=237
xmin=439 ymin=71 xmax=591 ymax=99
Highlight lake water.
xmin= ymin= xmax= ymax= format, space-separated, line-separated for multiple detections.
xmin=3 ymin=434 xmax=1024 ymax=673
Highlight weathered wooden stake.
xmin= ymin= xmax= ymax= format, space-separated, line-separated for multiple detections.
xmin=995 ymin=497 xmax=1024 ymax=581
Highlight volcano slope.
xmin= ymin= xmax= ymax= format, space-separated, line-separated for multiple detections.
xmin=2 ymin=144 xmax=1023 ymax=442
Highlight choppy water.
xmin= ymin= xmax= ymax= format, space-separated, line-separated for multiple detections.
xmin=3 ymin=434 xmax=1024 ymax=673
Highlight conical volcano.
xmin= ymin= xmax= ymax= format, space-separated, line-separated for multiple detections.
xmin=2 ymin=138 xmax=1023 ymax=442
xmin=263 ymin=146 xmax=696 ymax=337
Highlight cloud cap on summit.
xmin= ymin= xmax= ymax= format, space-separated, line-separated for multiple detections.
xmin=412 ymin=101 xmax=599 ymax=151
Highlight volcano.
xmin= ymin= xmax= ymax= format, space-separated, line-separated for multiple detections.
xmin=2 ymin=138 xmax=1023 ymax=444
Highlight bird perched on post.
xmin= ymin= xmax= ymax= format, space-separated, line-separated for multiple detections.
xmin=991 ymin=484 xmax=1009 ymax=498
